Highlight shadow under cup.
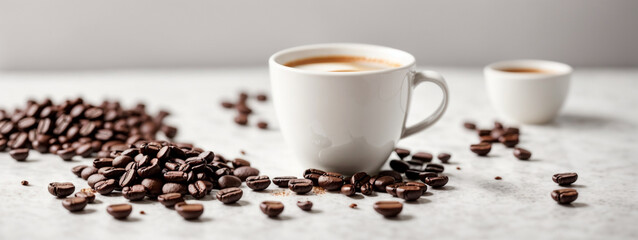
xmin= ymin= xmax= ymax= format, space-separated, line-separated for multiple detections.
xmin=484 ymin=60 xmax=573 ymax=125
xmin=269 ymin=43 xmax=418 ymax=175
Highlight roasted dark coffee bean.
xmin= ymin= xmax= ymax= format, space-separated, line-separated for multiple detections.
xmin=75 ymin=143 xmax=93 ymax=158
xmin=373 ymin=201 xmax=403 ymax=218
xmin=423 ymin=175 xmax=449 ymax=188
xmin=121 ymin=148 xmax=139 ymax=158
xmin=175 ymin=203 xmax=204 ymax=220
xmin=260 ymin=201 xmax=284 ymax=217
xmin=100 ymin=167 xmax=126 ymax=179
xmin=424 ymin=163 xmax=445 ymax=173
xmin=21 ymin=180 xmax=29 ymax=186
xmin=119 ymin=169 xmax=136 ymax=187
xmin=438 ymin=153 xmax=451 ymax=163
xmin=62 ymin=197 xmax=88 ymax=212
xmin=80 ymin=167 xmax=98 ymax=180
xmin=256 ymin=94 xmax=267 ymax=101
xmin=233 ymin=166 xmax=260 ymax=181
xmin=272 ymin=176 xmax=297 ymax=188
xmin=256 ymin=121 xmax=268 ymax=129
xmin=505 ymin=127 xmax=519 ymax=135
xmin=373 ymin=176 xmax=396 ymax=192
xmin=246 ymin=175 xmax=271 ymax=191
xmin=394 ymin=148 xmax=410 ymax=159
xmin=412 ymin=152 xmax=433 ymax=162
xmin=17 ymin=117 xmax=37 ymax=130
xmin=477 ymin=129 xmax=491 ymax=136
xmin=470 ymin=142 xmax=491 ymax=156
xmin=350 ymin=172 xmax=371 ymax=188
xmin=513 ymin=147 xmax=532 ymax=160
xmin=156 ymin=146 xmax=171 ymax=160
xmin=419 ymin=172 xmax=438 ymax=182
xmin=94 ymin=179 xmax=117 ymax=195
xmin=75 ymin=191 xmax=96 ymax=203
xmin=93 ymin=158 xmax=113 ymax=168
xmin=288 ymin=179 xmax=313 ymax=194
xmin=405 ymin=169 xmax=422 ymax=180
xmin=218 ymin=175 xmax=242 ymax=189
xmin=552 ymin=173 xmax=578 ymax=186
xmin=48 ymin=182 xmax=75 ymax=198
xmin=297 ymin=200 xmax=313 ymax=211
xmin=113 ymin=155 xmax=134 ymax=168
xmin=378 ymin=170 xmax=402 ymax=183
xmin=360 ymin=182 xmax=373 ymax=195
xmin=158 ymin=193 xmax=184 ymax=207
xmin=107 ymin=204 xmax=133 ymax=219
xmin=389 ymin=160 xmax=409 ymax=173
xmin=303 ymin=168 xmax=325 ymax=185
xmin=221 ymin=101 xmax=235 ymax=109
xmin=9 ymin=148 xmax=29 ymax=161
xmin=164 ymin=171 xmax=188 ymax=183
xmin=122 ymin=184 xmax=146 ymax=201
xmin=385 ymin=182 xmax=406 ymax=197
xmin=551 ymin=188 xmax=578 ymax=204
xmin=215 ymin=167 xmax=232 ymax=177
xmin=341 ymin=184 xmax=356 ymax=196
xmin=491 ymin=129 xmax=504 ymax=141
xmin=71 ymin=165 xmax=88 ymax=177
xmin=406 ymin=160 xmax=424 ymax=167
xmin=87 ymin=174 xmax=107 ymax=188
xmin=137 ymin=161 xmax=161 ymax=178
xmin=480 ymin=135 xmax=497 ymax=143
xmin=396 ymin=185 xmax=422 ymax=201
xmin=216 ymin=187 xmax=243 ymax=204
xmin=318 ymin=175 xmax=343 ymax=191
xmin=464 ymin=121 xmax=477 ymax=130
xmin=406 ymin=182 xmax=427 ymax=194
xmin=499 ymin=133 xmax=519 ymax=148
xmin=188 ymin=180 xmax=208 ymax=199
xmin=162 ymin=183 xmax=188 ymax=195
xmin=11 ymin=132 xmax=28 ymax=149
xmin=234 ymin=114 xmax=248 ymax=126
xmin=197 ymin=150 xmax=215 ymax=163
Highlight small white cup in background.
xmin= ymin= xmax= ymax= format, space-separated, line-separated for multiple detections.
xmin=484 ymin=60 xmax=572 ymax=124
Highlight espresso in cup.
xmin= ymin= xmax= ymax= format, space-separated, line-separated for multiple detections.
xmin=497 ymin=67 xmax=554 ymax=74
xmin=284 ymin=56 xmax=401 ymax=72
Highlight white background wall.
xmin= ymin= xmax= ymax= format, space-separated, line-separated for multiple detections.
xmin=1 ymin=0 xmax=637 ymax=70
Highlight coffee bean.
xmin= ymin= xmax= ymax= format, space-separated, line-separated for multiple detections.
xmin=438 ymin=153 xmax=451 ymax=163
xmin=107 ymin=204 xmax=132 ymax=219
xmin=360 ymin=182 xmax=373 ymax=195
xmin=158 ymin=193 xmax=184 ymax=207
xmin=71 ymin=165 xmax=88 ymax=177
xmin=57 ymin=148 xmax=76 ymax=161
xmin=75 ymin=143 xmax=93 ymax=158
xmin=463 ymin=121 xmax=476 ymax=130
xmin=80 ymin=167 xmax=98 ymax=180
xmin=48 ymin=182 xmax=75 ymax=198
xmin=513 ymin=147 xmax=532 ymax=160
xmin=396 ymin=185 xmax=422 ymax=201
xmin=218 ymin=175 xmax=242 ymax=189
xmin=162 ymin=183 xmax=188 ymax=195
xmin=113 ymin=155 xmax=134 ymax=168
xmin=260 ymin=201 xmax=284 ymax=217
xmin=288 ymin=178 xmax=313 ymax=194
xmin=477 ymin=129 xmax=491 ymax=136
xmin=75 ymin=191 xmax=96 ymax=203
xmin=188 ymin=180 xmax=208 ymax=199
xmin=122 ymin=184 xmax=146 ymax=201
xmin=246 ymin=175 xmax=271 ymax=191
xmin=470 ymin=142 xmax=491 ymax=156
xmin=385 ymin=182 xmax=406 ymax=197
xmin=233 ymin=166 xmax=260 ymax=181
xmin=405 ymin=169 xmax=422 ymax=180
xmin=350 ymin=172 xmax=371 ymax=188
xmin=349 ymin=203 xmax=357 ymax=208
xmin=412 ymin=152 xmax=433 ymax=162
xmin=137 ymin=161 xmax=161 ymax=178
xmin=552 ymin=173 xmax=578 ymax=186
xmin=499 ymin=133 xmax=519 ymax=148
xmin=163 ymin=171 xmax=188 ymax=183
xmin=93 ymin=158 xmax=113 ymax=168
xmin=9 ymin=148 xmax=29 ymax=161
xmin=373 ymin=176 xmax=396 ymax=192
xmin=340 ymin=184 xmax=356 ymax=196
xmin=221 ymin=101 xmax=235 ymax=109
xmin=494 ymin=121 xmax=504 ymax=129
xmin=216 ymin=187 xmax=243 ymax=204
xmin=303 ymin=168 xmax=325 ymax=186
xmin=256 ymin=121 xmax=268 ymax=129
xmin=389 ymin=160 xmax=409 ymax=173
xmin=271 ymin=176 xmax=296 ymax=188
xmin=100 ymin=167 xmax=126 ymax=179
xmin=378 ymin=170 xmax=402 ymax=183
xmin=21 ymin=180 xmax=29 ymax=186
xmin=505 ymin=127 xmax=520 ymax=135
xmin=62 ymin=197 xmax=88 ymax=212
xmin=231 ymin=158 xmax=251 ymax=168
xmin=373 ymin=201 xmax=403 ymax=218
xmin=297 ymin=200 xmax=313 ymax=211
xmin=423 ymin=175 xmax=449 ymax=188
xmin=119 ymin=169 xmax=137 ymax=187
xmin=95 ymin=179 xmax=117 ymax=195
xmin=406 ymin=182 xmax=427 ymax=194
xmin=394 ymin=148 xmax=410 ymax=159
xmin=419 ymin=172 xmax=438 ymax=182
xmin=551 ymin=188 xmax=578 ymax=204
xmin=495 ymin=176 xmax=502 ymax=180
xmin=87 ymin=174 xmax=107 ymax=188
xmin=234 ymin=114 xmax=248 ymax=126
xmin=175 ymin=202 xmax=204 ymax=220
xmin=318 ymin=175 xmax=343 ymax=191
xmin=256 ymin=94 xmax=267 ymax=101
xmin=480 ymin=135 xmax=497 ymax=143
xmin=424 ymin=163 xmax=445 ymax=173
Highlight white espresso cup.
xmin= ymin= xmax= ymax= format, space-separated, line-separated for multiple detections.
xmin=484 ymin=60 xmax=572 ymax=124
xmin=269 ymin=43 xmax=449 ymax=174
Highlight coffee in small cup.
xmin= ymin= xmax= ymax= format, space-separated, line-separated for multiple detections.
xmin=284 ymin=56 xmax=401 ymax=72
xmin=497 ymin=67 xmax=554 ymax=74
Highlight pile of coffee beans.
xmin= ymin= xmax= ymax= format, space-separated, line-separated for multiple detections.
xmin=551 ymin=172 xmax=579 ymax=204
xmin=221 ymin=92 xmax=268 ymax=129
xmin=464 ymin=120 xmax=532 ymax=160
xmin=0 ymin=98 xmax=177 ymax=162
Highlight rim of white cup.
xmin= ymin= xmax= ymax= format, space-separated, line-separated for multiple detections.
xmin=485 ymin=59 xmax=573 ymax=77
xmin=269 ymin=43 xmax=416 ymax=76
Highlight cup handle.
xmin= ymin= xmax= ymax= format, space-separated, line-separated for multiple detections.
xmin=401 ymin=70 xmax=450 ymax=139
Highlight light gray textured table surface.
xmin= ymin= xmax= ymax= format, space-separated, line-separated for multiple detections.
xmin=0 ymin=68 xmax=636 ymax=240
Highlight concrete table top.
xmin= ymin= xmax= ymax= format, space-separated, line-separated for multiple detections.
xmin=0 ymin=68 xmax=636 ymax=240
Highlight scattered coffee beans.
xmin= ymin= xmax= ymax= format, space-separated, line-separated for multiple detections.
xmin=394 ymin=148 xmax=410 ymax=159
xmin=75 ymin=191 xmax=96 ymax=203
xmin=260 ymin=201 xmax=284 ymax=217
xmin=216 ymin=187 xmax=243 ymax=204
xmin=122 ymin=185 xmax=146 ymax=201
xmin=396 ymin=185 xmax=422 ymax=201
xmin=107 ymin=204 xmax=132 ymax=219
xmin=551 ymin=188 xmax=578 ymax=204
xmin=218 ymin=175 xmax=242 ymax=189
xmin=513 ymin=147 xmax=532 ymax=160
xmin=373 ymin=201 xmax=403 ymax=217
xmin=288 ymin=179 xmax=313 ymax=194
xmin=246 ymin=175 xmax=271 ymax=191
xmin=62 ymin=197 xmax=88 ymax=212
xmin=423 ymin=176 xmax=448 ymax=188
xmin=412 ymin=152 xmax=433 ymax=162
xmin=272 ymin=176 xmax=297 ymax=188
xmin=233 ymin=166 xmax=260 ymax=181
xmin=48 ymin=182 xmax=75 ymax=198
xmin=470 ymin=142 xmax=491 ymax=156
xmin=175 ymin=202 xmax=204 ymax=220
xmin=297 ymin=200 xmax=313 ymax=211
xmin=424 ymin=163 xmax=445 ymax=173
xmin=318 ymin=174 xmax=344 ymax=191
xmin=158 ymin=193 xmax=184 ymax=207
xmin=552 ymin=173 xmax=578 ymax=186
